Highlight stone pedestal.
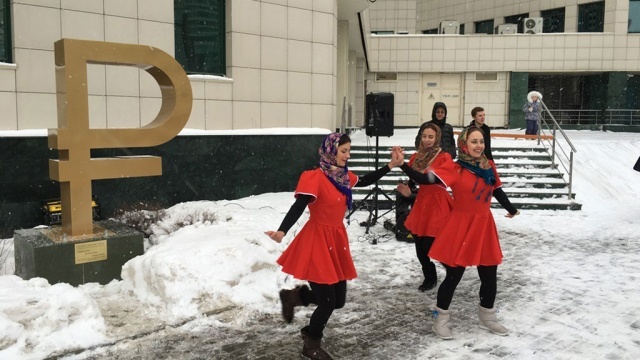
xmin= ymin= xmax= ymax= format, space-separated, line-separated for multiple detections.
xmin=14 ymin=220 xmax=144 ymax=286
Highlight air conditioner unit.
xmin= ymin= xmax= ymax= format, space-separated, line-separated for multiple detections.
xmin=439 ymin=21 xmax=459 ymax=34
xmin=495 ymin=24 xmax=517 ymax=34
xmin=524 ymin=17 xmax=543 ymax=34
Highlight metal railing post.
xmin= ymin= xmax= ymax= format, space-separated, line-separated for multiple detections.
xmin=551 ymin=125 xmax=557 ymax=168
xmin=540 ymin=100 xmax=578 ymax=203
xmin=568 ymin=151 xmax=574 ymax=200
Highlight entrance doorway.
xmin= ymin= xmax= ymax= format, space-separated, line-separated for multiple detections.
xmin=421 ymin=73 xmax=464 ymax=126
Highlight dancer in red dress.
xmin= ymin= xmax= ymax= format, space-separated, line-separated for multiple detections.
xmin=396 ymin=123 xmax=453 ymax=292
xmin=266 ymin=132 xmax=404 ymax=360
xmin=398 ymin=126 xmax=519 ymax=340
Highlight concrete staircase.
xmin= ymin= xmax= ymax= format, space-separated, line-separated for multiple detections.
xmin=349 ymin=142 xmax=582 ymax=211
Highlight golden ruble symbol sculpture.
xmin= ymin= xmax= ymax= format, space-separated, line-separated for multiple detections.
xmin=50 ymin=39 xmax=193 ymax=237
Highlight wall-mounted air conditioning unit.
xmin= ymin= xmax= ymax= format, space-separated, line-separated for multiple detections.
xmin=439 ymin=21 xmax=459 ymax=34
xmin=524 ymin=17 xmax=543 ymax=34
xmin=495 ymin=24 xmax=517 ymax=34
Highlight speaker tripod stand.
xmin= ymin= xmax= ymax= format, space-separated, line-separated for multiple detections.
xmin=346 ymin=135 xmax=395 ymax=244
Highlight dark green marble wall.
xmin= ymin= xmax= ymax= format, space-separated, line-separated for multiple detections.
xmin=0 ymin=134 xmax=325 ymax=238
xmin=606 ymin=72 xmax=629 ymax=110
xmin=509 ymin=72 xmax=529 ymax=129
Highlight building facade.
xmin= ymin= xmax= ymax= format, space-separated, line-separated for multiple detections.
xmin=364 ymin=0 xmax=640 ymax=129
xmin=0 ymin=0 xmax=639 ymax=132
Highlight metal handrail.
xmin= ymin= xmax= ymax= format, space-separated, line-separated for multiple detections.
xmin=543 ymin=109 xmax=601 ymax=125
xmin=543 ymin=109 xmax=640 ymax=125
xmin=538 ymin=100 xmax=578 ymax=200
xmin=605 ymin=109 xmax=640 ymax=125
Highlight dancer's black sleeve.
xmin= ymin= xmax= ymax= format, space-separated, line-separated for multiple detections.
xmin=400 ymin=163 xmax=442 ymax=185
xmin=277 ymin=194 xmax=313 ymax=234
xmin=493 ymin=188 xmax=518 ymax=215
xmin=354 ymin=165 xmax=391 ymax=187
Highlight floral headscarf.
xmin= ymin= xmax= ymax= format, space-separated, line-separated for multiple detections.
xmin=319 ymin=132 xmax=352 ymax=209
xmin=411 ymin=123 xmax=442 ymax=173
xmin=456 ymin=127 xmax=495 ymax=186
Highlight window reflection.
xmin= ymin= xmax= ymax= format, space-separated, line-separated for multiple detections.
xmin=0 ymin=0 xmax=10 ymax=63
xmin=541 ymin=7 xmax=566 ymax=33
xmin=174 ymin=0 xmax=226 ymax=76
xmin=630 ymin=0 xmax=640 ymax=33
xmin=578 ymin=2 xmax=604 ymax=32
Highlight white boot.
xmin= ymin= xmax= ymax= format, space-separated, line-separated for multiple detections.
xmin=478 ymin=305 xmax=509 ymax=336
xmin=432 ymin=306 xmax=453 ymax=340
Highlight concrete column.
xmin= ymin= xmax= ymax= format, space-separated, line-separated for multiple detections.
xmin=337 ymin=20 xmax=349 ymax=131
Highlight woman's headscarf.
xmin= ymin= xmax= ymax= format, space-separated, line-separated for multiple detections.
xmin=456 ymin=127 xmax=495 ymax=186
xmin=319 ymin=132 xmax=352 ymax=209
xmin=411 ymin=123 xmax=442 ymax=173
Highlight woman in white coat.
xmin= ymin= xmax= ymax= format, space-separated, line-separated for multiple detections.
xmin=523 ymin=91 xmax=543 ymax=136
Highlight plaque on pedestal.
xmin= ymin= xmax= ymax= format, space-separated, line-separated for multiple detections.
xmin=14 ymin=220 xmax=144 ymax=286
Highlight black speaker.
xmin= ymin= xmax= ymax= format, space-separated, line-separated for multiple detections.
xmin=365 ymin=92 xmax=394 ymax=137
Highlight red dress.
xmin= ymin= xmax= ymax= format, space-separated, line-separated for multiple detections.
xmin=277 ymin=168 xmax=359 ymax=284
xmin=428 ymin=161 xmax=504 ymax=267
xmin=403 ymin=152 xmax=454 ymax=237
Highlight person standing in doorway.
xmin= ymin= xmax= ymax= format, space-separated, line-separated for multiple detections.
xmin=266 ymin=132 xmax=404 ymax=360
xmin=523 ymin=91 xmax=543 ymax=136
xmin=426 ymin=102 xmax=457 ymax=160
xmin=468 ymin=106 xmax=493 ymax=161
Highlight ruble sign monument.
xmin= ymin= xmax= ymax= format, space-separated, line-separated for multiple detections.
xmin=14 ymin=39 xmax=193 ymax=285
xmin=50 ymin=38 xmax=192 ymax=237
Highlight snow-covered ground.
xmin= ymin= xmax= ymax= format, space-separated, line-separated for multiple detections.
xmin=1 ymin=128 xmax=639 ymax=359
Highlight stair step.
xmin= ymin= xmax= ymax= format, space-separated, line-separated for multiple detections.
xmin=348 ymin=157 xmax=555 ymax=167
xmin=499 ymin=177 xmax=567 ymax=188
xmin=498 ymin=171 xmax=563 ymax=179
xmin=493 ymin=152 xmax=551 ymax=160
xmin=350 ymin=196 xmax=582 ymax=211
xmin=494 ymin=161 xmax=554 ymax=169
xmin=351 ymin=146 xmax=549 ymax=153
xmin=352 ymin=187 xmax=575 ymax=199
xmin=349 ymin=176 xmax=566 ymax=188
xmin=350 ymin=168 xmax=564 ymax=179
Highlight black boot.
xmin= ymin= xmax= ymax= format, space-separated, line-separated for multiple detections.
xmin=418 ymin=262 xmax=437 ymax=292
xmin=301 ymin=327 xmax=333 ymax=360
xmin=279 ymin=285 xmax=307 ymax=323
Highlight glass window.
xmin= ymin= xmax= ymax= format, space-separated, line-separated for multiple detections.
xmin=505 ymin=13 xmax=529 ymax=33
xmin=421 ymin=29 xmax=438 ymax=34
xmin=174 ymin=0 xmax=226 ymax=76
xmin=541 ymin=7 xmax=565 ymax=33
xmin=578 ymin=2 xmax=604 ymax=32
xmin=459 ymin=24 xmax=465 ymax=35
xmin=0 ymin=0 xmax=11 ymax=63
xmin=630 ymin=0 xmax=640 ymax=33
xmin=475 ymin=19 xmax=494 ymax=34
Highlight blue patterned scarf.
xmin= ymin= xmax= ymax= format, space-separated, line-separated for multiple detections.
xmin=457 ymin=127 xmax=495 ymax=186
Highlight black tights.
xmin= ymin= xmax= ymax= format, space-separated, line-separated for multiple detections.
xmin=299 ymin=281 xmax=347 ymax=339
xmin=436 ymin=264 xmax=497 ymax=310
xmin=414 ymin=236 xmax=436 ymax=276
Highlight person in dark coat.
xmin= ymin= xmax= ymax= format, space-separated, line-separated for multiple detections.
xmin=468 ymin=106 xmax=493 ymax=161
xmin=426 ymin=102 xmax=457 ymax=160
